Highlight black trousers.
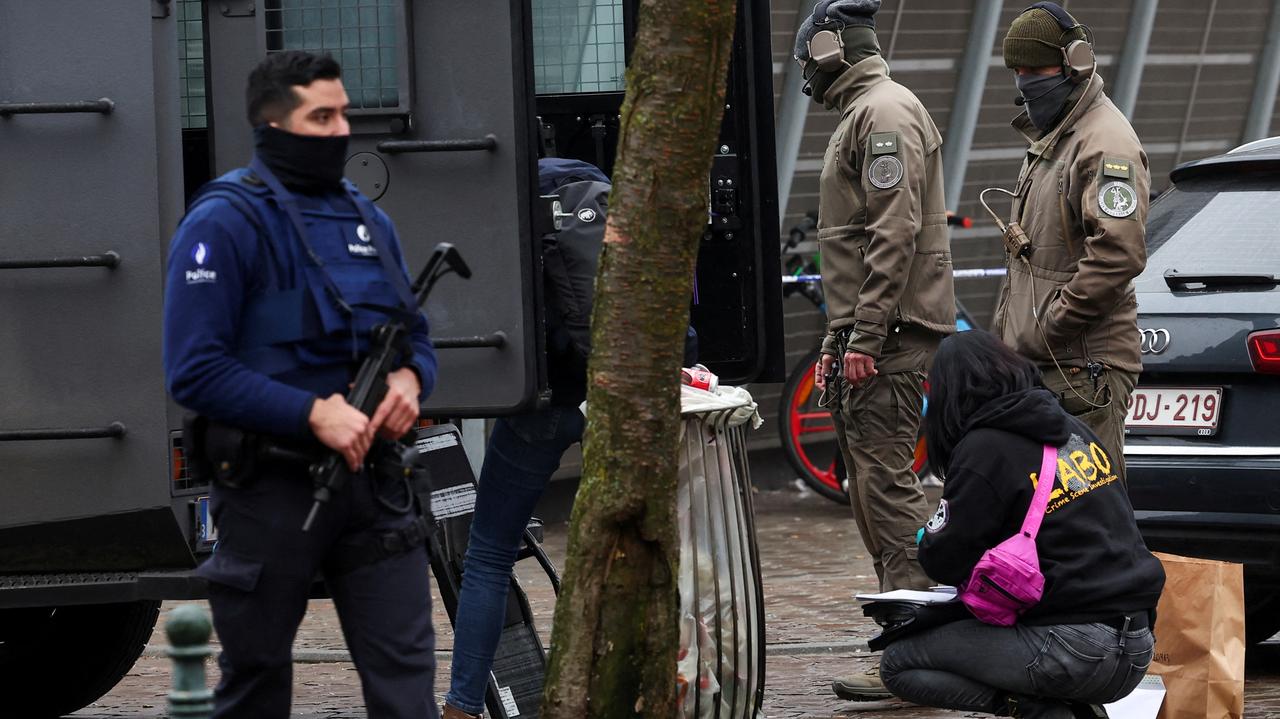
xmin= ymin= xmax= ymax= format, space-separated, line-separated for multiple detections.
xmin=197 ymin=460 xmax=438 ymax=719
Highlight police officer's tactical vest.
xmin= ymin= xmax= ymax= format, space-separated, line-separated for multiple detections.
xmin=186 ymin=166 xmax=413 ymax=377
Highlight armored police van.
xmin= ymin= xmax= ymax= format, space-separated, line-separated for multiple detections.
xmin=0 ymin=1 xmax=780 ymax=715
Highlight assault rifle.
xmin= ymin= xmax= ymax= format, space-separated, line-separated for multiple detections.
xmin=302 ymin=242 xmax=472 ymax=531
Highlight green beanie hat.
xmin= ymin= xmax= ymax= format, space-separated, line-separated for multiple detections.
xmin=1003 ymin=6 xmax=1087 ymax=69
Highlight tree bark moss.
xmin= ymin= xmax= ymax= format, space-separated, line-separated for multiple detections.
xmin=540 ymin=1 xmax=738 ymax=717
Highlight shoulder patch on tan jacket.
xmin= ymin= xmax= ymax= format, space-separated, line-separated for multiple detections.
xmin=1102 ymin=156 xmax=1133 ymax=179
xmin=870 ymin=131 xmax=900 ymax=155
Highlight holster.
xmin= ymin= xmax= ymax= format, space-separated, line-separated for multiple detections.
xmin=182 ymin=414 xmax=261 ymax=489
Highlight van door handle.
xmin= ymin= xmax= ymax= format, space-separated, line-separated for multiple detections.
xmin=432 ymin=332 xmax=507 ymax=349
xmin=376 ymin=134 xmax=497 ymax=154
xmin=0 ymin=252 xmax=121 ymax=270
xmin=0 ymin=99 xmax=114 ymax=116
xmin=0 ymin=423 xmax=127 ymax=442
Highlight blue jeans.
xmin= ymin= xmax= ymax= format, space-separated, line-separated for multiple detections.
xmin=881 ymin=618 xmax=1154 ymax=718
xmin=445 ymin=405 xmax=585 ymax=714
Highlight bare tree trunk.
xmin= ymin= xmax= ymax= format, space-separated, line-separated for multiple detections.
xmin=540 ymin=1 xmax=738 ymax=717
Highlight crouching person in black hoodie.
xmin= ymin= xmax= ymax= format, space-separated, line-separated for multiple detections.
xmin=879 ymin=331 xmax=1164 ymax=718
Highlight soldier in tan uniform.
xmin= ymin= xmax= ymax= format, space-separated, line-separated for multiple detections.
xmin=992 ymin=2 xmax=1148 ymax=481
xmin=794 ymin=0 xmax=956 ymax=701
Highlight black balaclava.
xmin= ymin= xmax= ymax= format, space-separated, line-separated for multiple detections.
xmin=805 ymin=61 xmax=842 ymax=105
xmin=1016 ymin=71 xmax=1075 ymax=131
xmin=840 ymin=26 xmax=881 ymax=66
xmin=806 ymin=27 xmax=882 ymax=104
xmin=253 ymin=124 xmax=349 ymax=193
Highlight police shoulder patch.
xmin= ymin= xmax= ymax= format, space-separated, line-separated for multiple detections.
xmin=869 ymin=131 xmax=900 ymax=156
xmin=925 ymin=499 xmax=949 ymax=533
xmin=1098 ymin=180 xmax=1138 ymax=218
xmin=868 ymin=155 xmax=904 ymax=190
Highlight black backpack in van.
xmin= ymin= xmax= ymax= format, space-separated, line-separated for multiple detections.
xmin=538 ymin=158 xmax=611 ymax=360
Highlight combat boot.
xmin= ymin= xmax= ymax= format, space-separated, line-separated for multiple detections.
xmin=831 ymin=665 xmax=894 ymax=701
xmin=442 ymin=704 xmax=482 ymax=719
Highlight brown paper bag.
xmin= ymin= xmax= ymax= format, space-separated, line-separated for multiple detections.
xmin=1148 ymin=552 xmax=1246 ymax=719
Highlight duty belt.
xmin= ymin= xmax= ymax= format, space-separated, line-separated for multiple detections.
xmin=326 ymin=514 xmax=433 ymax=577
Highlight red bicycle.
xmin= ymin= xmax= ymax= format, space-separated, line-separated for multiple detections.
xmin=778 ymin=346 xmax=935 ymax=504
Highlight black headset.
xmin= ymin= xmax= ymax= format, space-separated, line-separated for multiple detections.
xmin=1023 ymin=2 xmax=1096 ymax=80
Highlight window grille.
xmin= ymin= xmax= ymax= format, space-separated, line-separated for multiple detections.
xmin=264 ymin=0 xmax=407 ymax=112
xmin=533 ymin=0 xmax=627 ymax=94
xmin=178 ymin=0 xmax=207 ymax=129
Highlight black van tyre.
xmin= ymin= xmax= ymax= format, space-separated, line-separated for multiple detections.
xmin=1245 ymin=584 xmax=1280 ymax=645
xmin=0 ymin=600 xmax=161 ymax=717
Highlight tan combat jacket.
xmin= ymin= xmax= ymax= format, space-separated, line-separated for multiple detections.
xmin=817 ymin=56 xmax=956 ymax=360
xmin=992 ymin=75 xmax=1149 ymax=374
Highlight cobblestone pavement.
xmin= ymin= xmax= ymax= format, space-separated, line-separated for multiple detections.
xmin=74 ymin=487 xmax=1280 ymax=718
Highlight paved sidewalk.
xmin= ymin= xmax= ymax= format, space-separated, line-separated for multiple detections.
xmin=75 ymin=488 xmax=1280 ymax=718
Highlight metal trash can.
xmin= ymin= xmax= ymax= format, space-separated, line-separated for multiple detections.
xmin=676 ymin=384 xmax=766 ymax=719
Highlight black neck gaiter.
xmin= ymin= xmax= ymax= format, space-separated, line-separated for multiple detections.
xmin=253 ymin=124 xmax=349 ymax=193
xmin=1016 ymin=72 xmax=1075 ymax=132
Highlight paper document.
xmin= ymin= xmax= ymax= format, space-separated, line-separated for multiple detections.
xmin=1103 ymin=674 xmax=1164 ymax=719
xmin=854 ymin=588 xmax=959 ymax=604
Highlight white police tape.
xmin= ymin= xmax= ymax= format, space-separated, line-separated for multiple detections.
xmin=781 ymin=267 xmax=1006 ymax=284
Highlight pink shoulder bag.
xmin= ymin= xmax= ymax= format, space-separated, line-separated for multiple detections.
xmin=958 ymin=444 xmax=1059 ymax=626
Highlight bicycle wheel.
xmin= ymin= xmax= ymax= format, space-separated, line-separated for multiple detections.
xmin=778 ymin=347 xmax=849 ymax=504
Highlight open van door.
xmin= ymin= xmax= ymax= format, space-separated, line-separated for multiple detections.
xmin=534 ymin=0 xmax=784 ymax=384
xmin=204 ymin=0 xmax=542 ymax=416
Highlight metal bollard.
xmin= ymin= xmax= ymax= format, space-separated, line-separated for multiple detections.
xmin=166 ymin=603 xmax=215 ymax=719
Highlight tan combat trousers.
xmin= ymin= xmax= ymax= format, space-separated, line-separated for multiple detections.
xmin=1040 ymin=366 xmax=1138 ymax=483
xmin=829 ymin=330 xmax=937 ymax=592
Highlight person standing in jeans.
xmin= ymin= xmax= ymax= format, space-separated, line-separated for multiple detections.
xmin=878 ymin=331 xmax=1164 ymax=718
xmin=442 ymin=159 xmax=698 ymax=718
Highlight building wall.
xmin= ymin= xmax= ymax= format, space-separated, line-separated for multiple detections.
xmin=754 ymin=0 xmax=1280 ymax=456
xmin=774 ymin=0 xmax=1278 ymax=324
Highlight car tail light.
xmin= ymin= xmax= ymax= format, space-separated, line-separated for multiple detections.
xmin=171 ymin=442 xmax=187 ymax=484
xmin=1247 ymin=329 xmax=1280 ymax=374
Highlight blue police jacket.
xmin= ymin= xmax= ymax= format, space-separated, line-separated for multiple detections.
xmin=163 ymin=162 xmax=437 ymax=438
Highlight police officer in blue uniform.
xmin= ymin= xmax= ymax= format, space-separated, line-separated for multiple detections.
xmin=163 ymin=51 xmax=439 ymax=719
